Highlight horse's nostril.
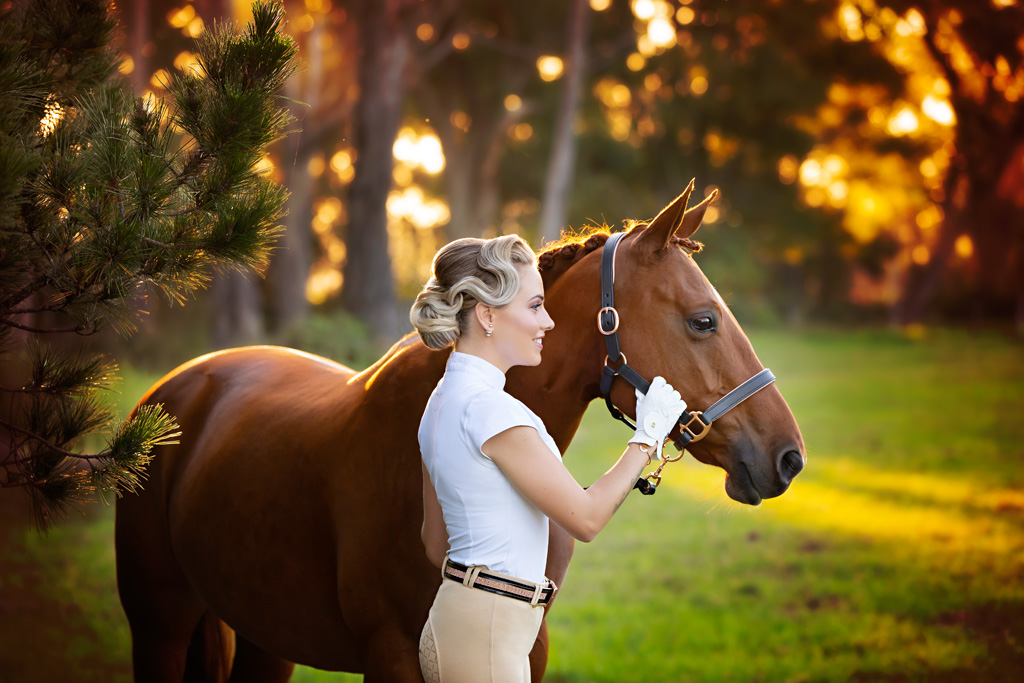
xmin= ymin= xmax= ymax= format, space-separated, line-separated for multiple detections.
xmin=778 ymin=449 xmax=804 ymax=483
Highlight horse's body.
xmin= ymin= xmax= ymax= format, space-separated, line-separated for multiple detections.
xmin=116 ymin=186 xmax=805 ymax=681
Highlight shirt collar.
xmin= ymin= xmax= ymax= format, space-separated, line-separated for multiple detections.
xmin=447 ymin=351 xmax=507 ymax=389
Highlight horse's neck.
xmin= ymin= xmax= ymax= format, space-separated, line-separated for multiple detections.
xmin=506 ymin=265 xmax=607 ymax=456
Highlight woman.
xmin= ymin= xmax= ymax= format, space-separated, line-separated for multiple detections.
xmin=410 ymin=235 xmax=686 ymax=682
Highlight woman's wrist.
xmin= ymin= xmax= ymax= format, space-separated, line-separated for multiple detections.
xmin=631 ymin=442 xmax=653 ymax=469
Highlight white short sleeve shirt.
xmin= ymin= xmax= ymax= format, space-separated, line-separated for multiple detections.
xmin=419 ymin=351 xmax=560 ymax=583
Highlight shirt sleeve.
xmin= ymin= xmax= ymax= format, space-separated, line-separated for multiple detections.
xmin=463 ymin=390 xmax=536 ymax=457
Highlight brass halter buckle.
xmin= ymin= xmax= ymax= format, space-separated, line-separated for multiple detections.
xmin=681 ymin=411 xmax=711 ymax=443
xmin=597 ymin=307 xmax=619 ymax=335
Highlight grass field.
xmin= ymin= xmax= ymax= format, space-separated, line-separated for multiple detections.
xmin=1 ymin=328 xmax=1022 ymax=682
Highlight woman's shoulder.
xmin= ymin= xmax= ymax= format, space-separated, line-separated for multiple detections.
xmin=465 ymin=385 xmax=532 ymax=417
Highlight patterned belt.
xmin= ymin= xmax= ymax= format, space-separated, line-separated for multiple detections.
xmin=442 ymin=558 xmax=555 ymax=607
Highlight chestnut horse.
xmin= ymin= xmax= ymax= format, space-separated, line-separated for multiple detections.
xmin=116 ymin=183 xmax=805 ymax=682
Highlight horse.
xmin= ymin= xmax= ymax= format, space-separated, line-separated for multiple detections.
xmin=115 ymin=182 xmax=805 ymax=682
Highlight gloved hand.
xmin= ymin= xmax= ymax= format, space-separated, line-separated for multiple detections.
xmin=628 ymin=376 xmax=687 ymax=461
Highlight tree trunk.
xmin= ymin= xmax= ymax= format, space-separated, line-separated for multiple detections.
xmin=129 ymin=0 xmax=148 ymax=95
xmin=210 ymin=270 xmax=264 ymax=349
xmin=267 ymin=25 xmax=321 ymax=332
xmin=538 ymin=0 xmax=590 ymax=245
xmin=341 ymin=3 xmax=408 ymax=341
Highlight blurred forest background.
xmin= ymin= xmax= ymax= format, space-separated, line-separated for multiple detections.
xmin=2 ymin=1 xmax=1023 ymax=680
xmin=106 ymin=0 xmax=1024 ymax=371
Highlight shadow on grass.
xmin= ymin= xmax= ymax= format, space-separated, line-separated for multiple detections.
xmin=850 ymin=601 xmax=1024 ymax=683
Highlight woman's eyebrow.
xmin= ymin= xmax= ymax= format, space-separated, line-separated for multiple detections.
xmin=529 ymin=294 xmax=545 ymax=302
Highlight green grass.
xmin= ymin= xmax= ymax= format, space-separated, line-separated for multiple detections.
xmin=545 ymin=328 xmax=1024 ymax=682
xmin=2 ymin=328 xmax=1022 ymax=681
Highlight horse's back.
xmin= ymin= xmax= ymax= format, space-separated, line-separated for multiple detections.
xmin=117 ymin=346 xmax=371 ymax=669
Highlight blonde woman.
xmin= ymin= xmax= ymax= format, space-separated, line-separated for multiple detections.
xmin=411 ymin=235 xmax=685 ymax=682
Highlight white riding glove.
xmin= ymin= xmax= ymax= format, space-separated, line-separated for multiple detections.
xmin=628 ymin=376 xmax=687 ymax=461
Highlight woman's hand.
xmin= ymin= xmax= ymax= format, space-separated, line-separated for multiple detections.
xmin=629 ymin=376 xmax=687 ymax=460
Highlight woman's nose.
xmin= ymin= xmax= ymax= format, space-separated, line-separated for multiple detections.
xmin=542 ymin=309 xmax=555 ymax=330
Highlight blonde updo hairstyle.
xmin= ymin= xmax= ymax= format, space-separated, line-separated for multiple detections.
xmin=410 ymin=235 xmax=537 ymax=349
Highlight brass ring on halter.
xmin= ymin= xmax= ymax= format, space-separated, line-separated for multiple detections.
xmin=662 ymin=438 xmax=685 ymax=462
xmin=603 ymin=353 xmax=628 ymax=371
xmin=597 ymin=307 xmax=619 ymax=335
xmin=681 ymin=411 xmax=711 ymax=443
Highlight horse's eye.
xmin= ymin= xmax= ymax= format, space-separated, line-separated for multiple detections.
xmin=690 ymin=315 xmax=716 ymax=333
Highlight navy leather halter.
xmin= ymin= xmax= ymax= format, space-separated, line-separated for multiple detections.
xmin=596 ymin=232 xmax=778 ymax=494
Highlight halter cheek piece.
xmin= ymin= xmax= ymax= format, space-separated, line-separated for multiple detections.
xmin=597 ymin=232 xmax=778 ymax=495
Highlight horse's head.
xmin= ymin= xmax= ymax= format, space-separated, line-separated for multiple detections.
xmin=580 ymin=182 xmax=805 ymax=505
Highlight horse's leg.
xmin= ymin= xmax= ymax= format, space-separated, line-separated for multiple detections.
xmin=362 ymin=627 xmax=423 ymax=683
xmin=529 ymin=521 xmax=576 ymax=681
xmin=227 ymin=635 xmax=295 ymax=682
xmin=117 ymin=461 xmax=230 ymax=682
xmin=528 ymin=619 xmax=552 ymax=682
xmin=119 ymin=577 xmax=210 ymax=682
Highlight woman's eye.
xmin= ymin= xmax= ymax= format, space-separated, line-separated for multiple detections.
xmin=689 ymin=315 xmax=715 ymax=332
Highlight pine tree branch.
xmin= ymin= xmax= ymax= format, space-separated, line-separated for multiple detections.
xmin=141 ymin=235 xmax=173 ymax=249
xmin=2 ymin=318 xmax=96 ymax=335
xmin=0 ymin=274 xmax=51 ymax=312
xmin=0 ymin=417 xmax=82 ymax=461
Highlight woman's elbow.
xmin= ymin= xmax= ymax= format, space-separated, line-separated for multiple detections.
xmin=563 ymin=517 xmax=601 ymax=543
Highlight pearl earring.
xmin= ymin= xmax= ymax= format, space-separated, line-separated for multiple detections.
xmin=486 ymin=326 xmax=493 ymax=337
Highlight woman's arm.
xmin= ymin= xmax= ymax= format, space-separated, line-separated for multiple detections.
xmin=421 ymin=462 xmax=450 ymax=567
xmin=482 ymin=427 xmax=650 ymax=543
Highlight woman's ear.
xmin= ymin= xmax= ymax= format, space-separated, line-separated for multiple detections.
xmin=474 ymin=302 xmax=493 ymax=334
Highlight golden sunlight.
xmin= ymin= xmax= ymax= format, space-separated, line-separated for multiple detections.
xmin=954 ymin=234 xmax=974 ymax=259
xmin=306 ymin=263 xmax=342 ymax=306
xmin=676 ymin=7 xmax=695 ymax=25
xmin=511 ymin=123 xmax=534 ymax=141
xmin=331 ymin=149 xmax=355 ymax=183
xmin=416 ymin=23 xmax=434 ymax=42
xmin=886 ymin=106 xmax=920 ymax=135
xmin=387 ymin=187 xmax=450 ymax=230
xmin=537 ymin=56 xmax=565 ymax=82
xmin=392 ymin=128 xmax=445 ymax=175
xmin=666 ymin=457 xmax=1024 ymax=557
xmin=778 ymin=155 xmax=799 ymax=184
xmin=647 ymin=17 xmax=677 ymax=49
xmin=589 ymin=0 xmax=612 ymax=11
xmin=173 ymin=51 xmax=199 ymax=73
xmin=185 ymin=16 xmax=204 ymax=38
xmin=167 ymin=5 xmax=194 ymax=28
xmin=631 ymin=0 xmax=656 ymax=21
xmin=150 ymin=69 xmax=170 ymax=89
xmin=921 ymin=95 xmax=956 ymax=126
xmin=38 ymin=97 xmax=64 ymax=137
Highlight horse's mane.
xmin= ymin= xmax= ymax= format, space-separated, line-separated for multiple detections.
xmin=536 ymin=223 xmax=703 ymax=286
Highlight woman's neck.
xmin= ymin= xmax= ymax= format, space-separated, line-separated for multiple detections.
xmin=453 ymin=339 xmax=511 ymax=375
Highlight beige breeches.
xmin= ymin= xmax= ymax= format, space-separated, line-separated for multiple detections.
xmin=419 ymin=579 xmax=545 ymax=683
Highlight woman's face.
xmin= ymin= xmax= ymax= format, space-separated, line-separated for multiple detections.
xmin=490 ymin=265 xmax=555 ymax=368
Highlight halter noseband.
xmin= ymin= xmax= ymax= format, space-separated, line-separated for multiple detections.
xmin=596 ymin=231 xmax=777 ymax=495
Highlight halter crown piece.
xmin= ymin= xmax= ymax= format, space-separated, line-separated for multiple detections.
xmin=596 ymin=232 xmax=778 ymax=495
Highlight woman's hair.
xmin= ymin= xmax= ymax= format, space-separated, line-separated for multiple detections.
xmin=410 ymin=235 xmax=537 ymax=349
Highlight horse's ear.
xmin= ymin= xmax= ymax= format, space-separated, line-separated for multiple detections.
xmin=636 ymin=180 xmax=695 ymax=253
xmin=676 ymin=187 xmax=719 ymax=240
